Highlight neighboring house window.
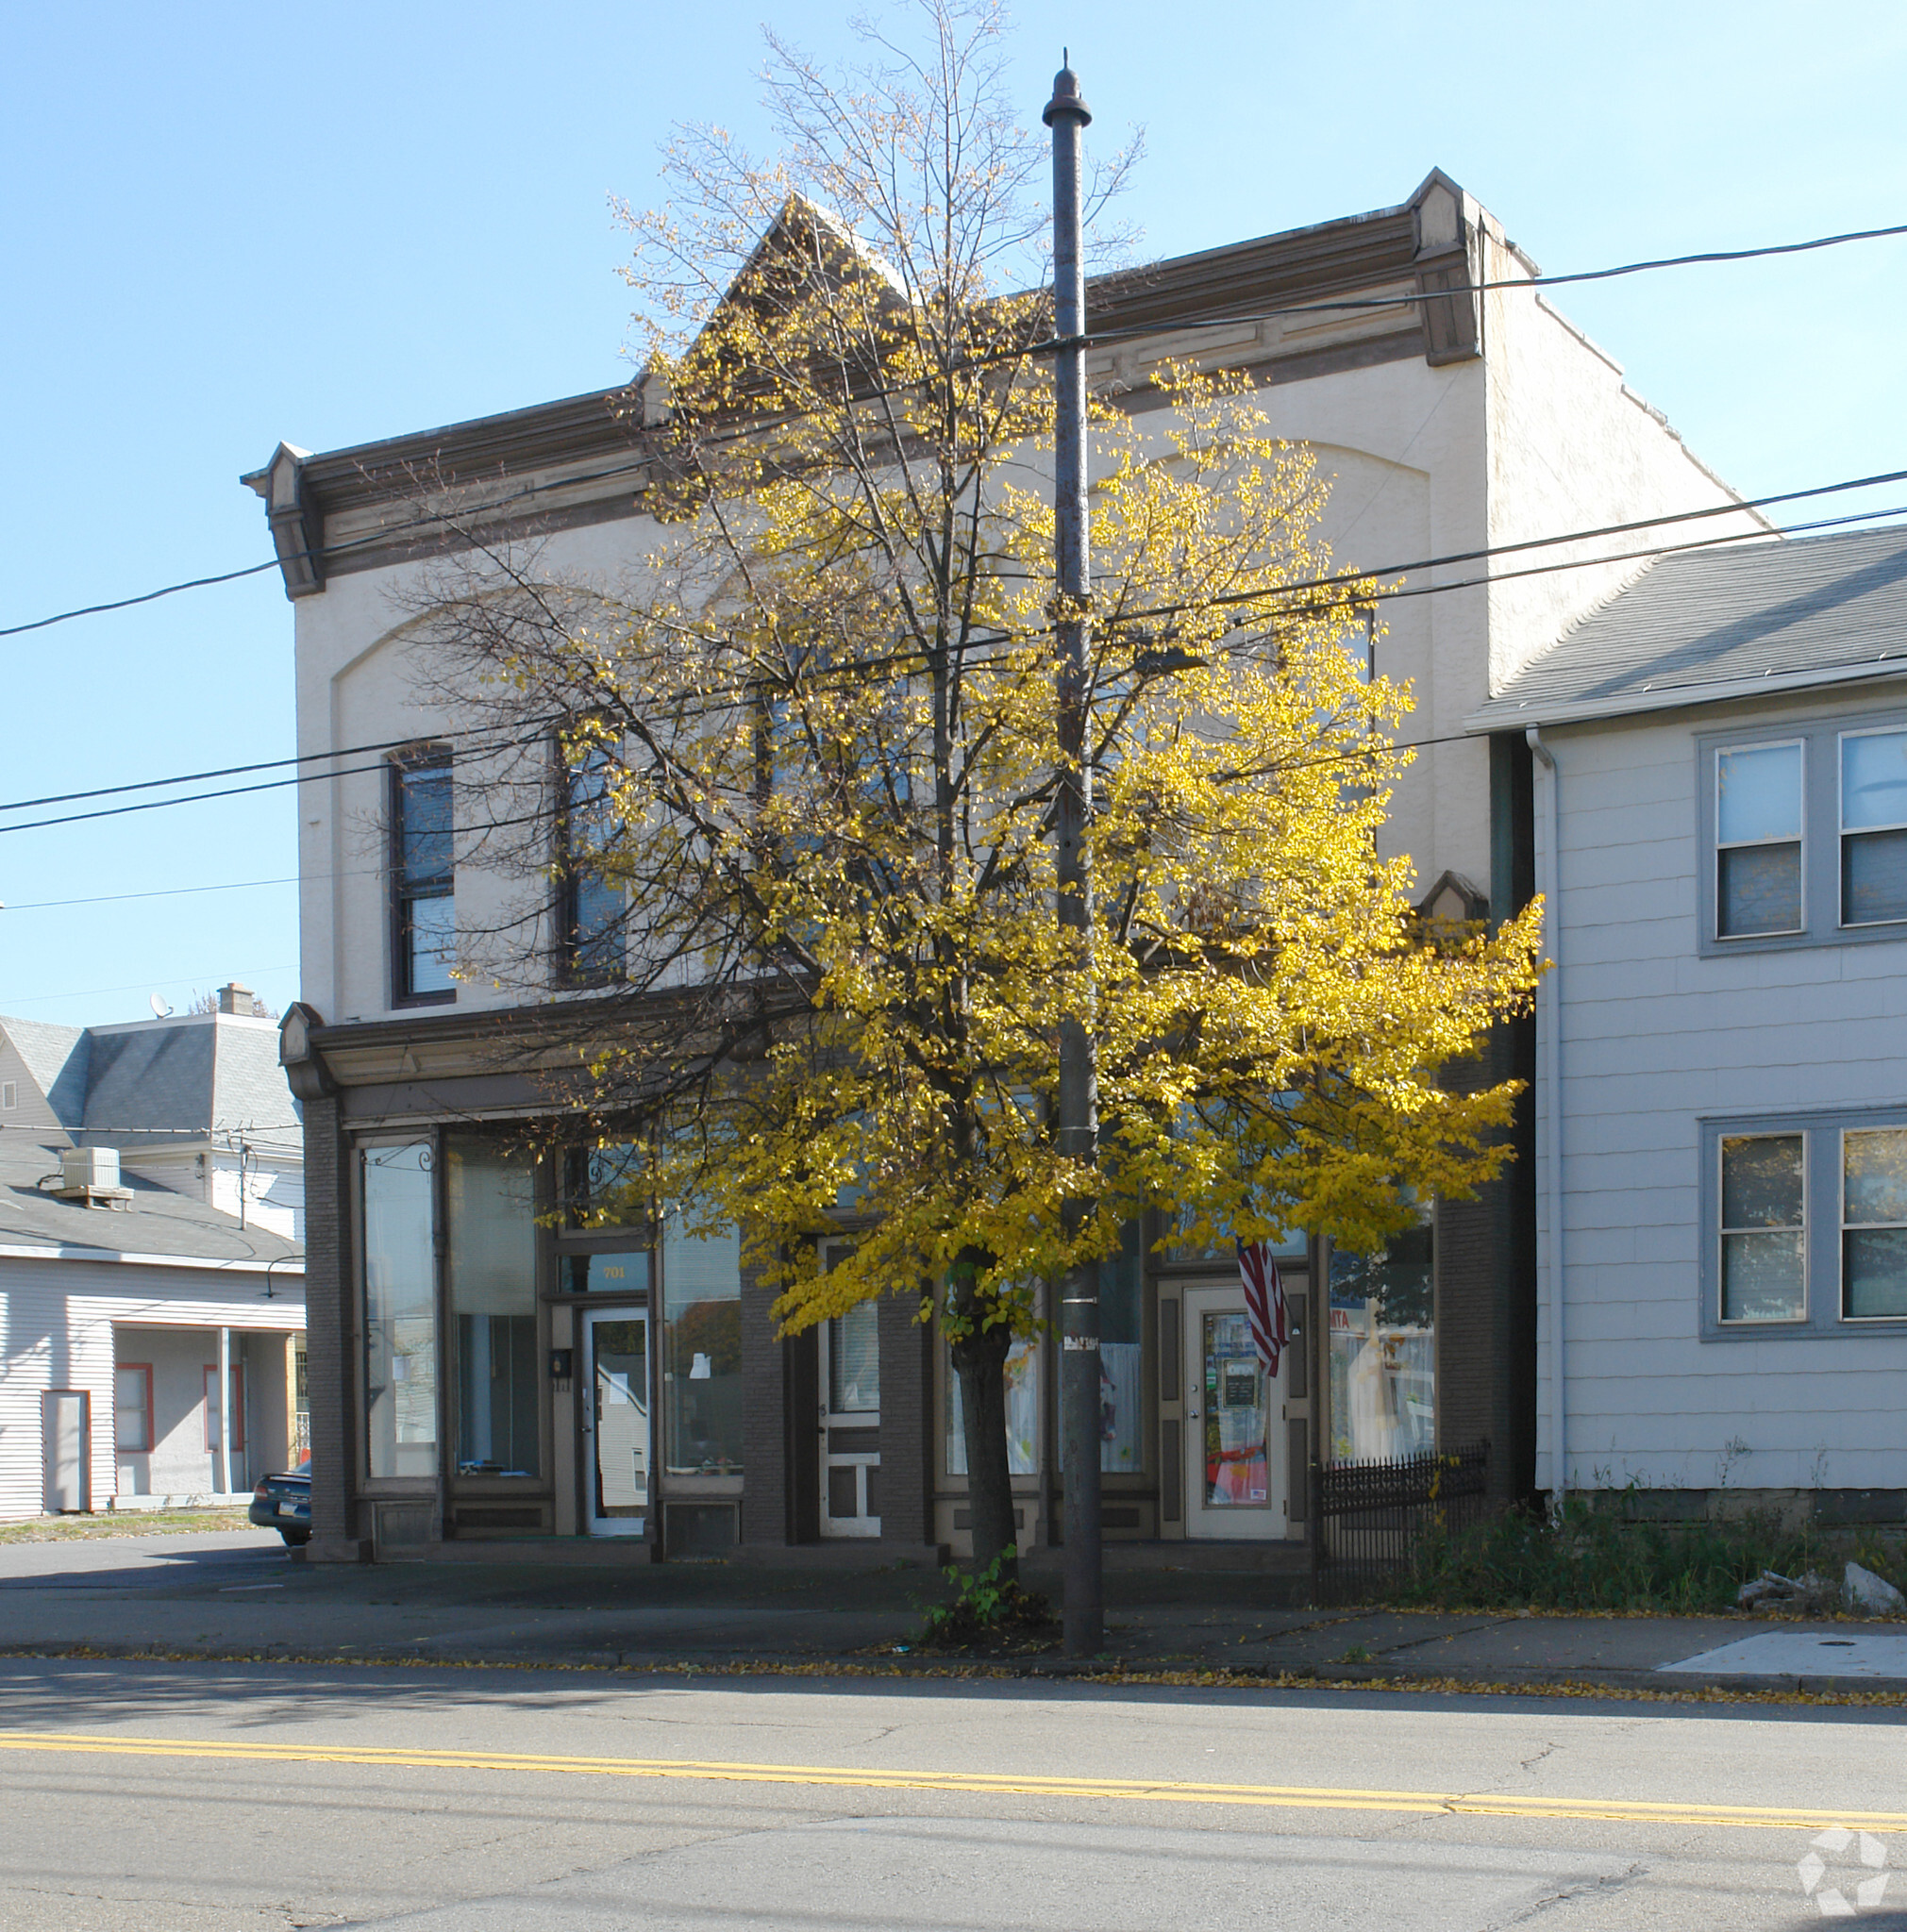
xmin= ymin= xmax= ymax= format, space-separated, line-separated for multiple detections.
xmin=1843 ymin=1127 xmax=1907 ymax=1319
xmin=392 ymin=751 xmax=455 ymax=1003
xmin=560 ymin=738 xmax=624 ymax=982
xmin=114 ymin=1365 xmax=153 ymax=1454
xmin=1703 ymin=1110 xmax=1907 ymax=1336
xmin=1840 ymin=728 xmax=1907 ymax=925
xmin=1703 ymin=716 xmax=1907 ymax=951
xmin=1 ymin=1081 xmax=15 ymax=1109
xmin=1719 ymin=1134 xmax=1805 ymax=1322
xmin=1715 ymin=741 xmax=1802 ymax=937
xmin=203 ymin=1365 xmax=245 ymax=1452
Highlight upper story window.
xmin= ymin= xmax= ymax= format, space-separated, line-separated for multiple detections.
xmin=560 ymin=739 xmax=625 ymax=983
xmin=392 ymin=751 xmax=455 ymax=1004
xmin=1701 ymin=711 xmax=1907 ymax=954
xmin=1715 ymin=741 xmax=1802 ymax=937
xmin=1840 ymin=728 xmax=1907 ymax=925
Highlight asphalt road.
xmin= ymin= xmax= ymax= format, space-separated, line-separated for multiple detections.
xmin=3 ymin=1656 xmax=1905 ymax=1930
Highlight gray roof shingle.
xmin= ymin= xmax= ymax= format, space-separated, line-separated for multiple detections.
xmin=0 ymin=1134 xmax=303 ymax=1267
xmin=1470 ymin=525 xmax=1907 ymax=729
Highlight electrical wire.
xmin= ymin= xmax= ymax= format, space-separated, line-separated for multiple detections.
xmin=8 ymin=496 xmax=1906 ymax=844
xmin=5 ymin=460 xmax=1904 ymax=826
xmin=8 ymin=218 xmax=1906 ymax=644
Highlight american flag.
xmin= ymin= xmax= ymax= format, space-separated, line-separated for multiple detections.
xmin=1237 ymin=1239 xmax=1289 ymax=1376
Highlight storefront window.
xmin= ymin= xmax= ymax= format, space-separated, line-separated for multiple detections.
xmin=945 ymin=1339 xmax=1039 ymax=1475
xmin=661 ymin=1221 xmax=744 ymax=1475
xmin=1330 ymin=1204 xmax=1434 ymax=1462
xmin=447 ymin=1139 xmax=540 ymax=1477
xmin=1054 ymin=1225 xmax=1147 ymax=1474
xmin=363 ymin=1142 xmax=437 ymax=1478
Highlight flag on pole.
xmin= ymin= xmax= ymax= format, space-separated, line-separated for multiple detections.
xmin=1237 ymin=1239 xmax=1289 ymax=1376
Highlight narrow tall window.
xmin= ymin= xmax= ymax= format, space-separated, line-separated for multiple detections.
xmin=392 ymin=753 xmax=455 ymax=1001
xmin=363 ymin=1142 xmax=438 ymax=1478
xmin=1841 ymin=729 xmax=1907 ymax=925
xmin=114 ymin=1365 xmax=152 ymax=1454
xmin=1715 ymin=742 xmax=1802 ymax=937
xmin=1843 ymin=1128 xmax=1907 ymax=1319
xmin=1719 ymin=1133 xmax=1805 ymax=1322
xmin=560 ymin=740 xmax=624 ymax=981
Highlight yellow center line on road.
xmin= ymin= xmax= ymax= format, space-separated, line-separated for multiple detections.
xmin=0 ymin=1730 xmax=1897 ymax=1834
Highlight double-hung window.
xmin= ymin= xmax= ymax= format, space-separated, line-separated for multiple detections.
xmin=392 ymin=751 xmax=455 ymax=1003
xmin=1840 ymin=728 xmax=1907 ymax=925
xmin=1705 ymin=716 xmax=1907 ymax=949
xmin=1706 ymin=1111 xmax=1907 ymax=1334
xmin=559 ymin=738 xmax=624 ymax=982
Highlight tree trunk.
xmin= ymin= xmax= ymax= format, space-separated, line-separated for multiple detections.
xmin=952 ymin=1323 xmax=1018 ymax=1580
xmin=946 ymin=1251 xmax=1019 ymax=1580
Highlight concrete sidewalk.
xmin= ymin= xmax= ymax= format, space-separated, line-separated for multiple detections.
xmin=2 ymin=1527 xmax=1904 ymax=1696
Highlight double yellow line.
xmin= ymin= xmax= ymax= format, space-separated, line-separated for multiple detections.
xmin=0 ymin=1730 xmax=1899 ymax=1835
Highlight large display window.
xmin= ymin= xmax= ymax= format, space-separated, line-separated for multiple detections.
xmin=362 ymin=1142 xmax=437 ymax=1479
xmin=447 ymin=1139 xmax=540 ymax=1477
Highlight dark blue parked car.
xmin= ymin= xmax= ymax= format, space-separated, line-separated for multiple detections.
xmin=249 ymin=1461 xmax=310 ymax=1546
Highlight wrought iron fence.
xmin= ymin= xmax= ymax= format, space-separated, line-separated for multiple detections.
xmin=1313 ymin=1440 xmax=1491 ymax=1604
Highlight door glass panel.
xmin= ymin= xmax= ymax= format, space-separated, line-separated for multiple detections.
xmin=1201 ymin=1311 xmax=1267 ymax=1506
xmin=592 ymin=1318 xmax=649 ymax=1520
xmin=829 ymin=1301 xmax=879 ymax=1412
xmin=363 ymin=1142 xmax=438 ymax=1478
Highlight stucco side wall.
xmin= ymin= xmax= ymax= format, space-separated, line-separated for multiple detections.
xmin=1537 ymin=697 xmax=1907 ymax=1495
xmin=295 ymin=352 xmax=1497 ymax=1024
xmin=1480 ymin=231 xmax=1769 ymax=703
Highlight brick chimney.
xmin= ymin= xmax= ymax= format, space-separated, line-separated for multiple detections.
xmin=216 ymin=981 xmax=256 ymax=1016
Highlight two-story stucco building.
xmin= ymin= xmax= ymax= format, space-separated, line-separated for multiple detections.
xmin=255 ymin=169 xmax=1765 ymax=1566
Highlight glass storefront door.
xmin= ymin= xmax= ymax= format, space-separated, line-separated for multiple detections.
xmin=1179 ymin=1282 xmax=1290 ymax=1539
xmin=583 ymin=1307 xmax=649 ymax=1536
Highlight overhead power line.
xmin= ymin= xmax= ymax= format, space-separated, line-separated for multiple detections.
xmin=6 ymin=217 xmax=1906 ymax=643
xmin=3 ymin=461 xmax=1903 ymax=833
xmin=6 ymin=496 xmax=1906 ymax=841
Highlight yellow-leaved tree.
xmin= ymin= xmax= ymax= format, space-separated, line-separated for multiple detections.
xmin=421 ymin=0 xmax=1543 ymax=1575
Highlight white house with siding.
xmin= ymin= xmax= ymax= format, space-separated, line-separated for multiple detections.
xmin=1472 ymin=523 xmax=1907 ymax=1516
xmin=0 ymin=1001 xmax=305 ymax=1516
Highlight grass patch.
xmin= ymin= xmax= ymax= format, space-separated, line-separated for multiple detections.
xmin=912 ymin=1547 xmax=1060 ymax=1654
xmin=0 ymin=1508 xmax=253 ymax=1545
xmin=1391 ymin=1491 xmax=1907 ymax=1615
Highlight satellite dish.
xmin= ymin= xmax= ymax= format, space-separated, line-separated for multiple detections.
xmin=149 ymin=993 xmax=174 ymax=1019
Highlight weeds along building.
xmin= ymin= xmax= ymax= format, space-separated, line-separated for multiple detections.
xmin=253 ymin=172 xmax=1765 ymax=1565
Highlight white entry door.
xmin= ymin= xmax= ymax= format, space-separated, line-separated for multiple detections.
xmin=583 ymin=1308 xmax=649 ymax=1536
xmin=819 ymin=1301 xmax=880 ymax=1538
xmin=42 ymin=1391 xmax=90 ymax=1513
xmin=1180 ymin=1284 xmax=1289 ymax=1539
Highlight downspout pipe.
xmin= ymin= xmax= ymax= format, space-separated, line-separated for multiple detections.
xmin=1525 ymin=726 xmax=1566 ymax=1499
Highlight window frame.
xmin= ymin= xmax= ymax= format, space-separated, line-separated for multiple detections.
xmin=1837 ymin=724 xmax=1907 ymax=929
xmin=555 ymin=730 xmax=627 ymax=988
xmin=389 ymin=746 xmax=457 ymax=1008
xmin=1699 ymin=1107 xmax=1907 ymax=1340
xmin=1715 ymin=1130 xmax=1808 ymax=1326
xmin=1698 ymin=708 xmax=1907 ymax=957
xmin=114 ymin=1362 xmax=153 ymax=1455
xmin=1839 ymin=1124 xmax=1907 ymax=1324
xmin=1712 ymin=736 xmax=1805 ymax=941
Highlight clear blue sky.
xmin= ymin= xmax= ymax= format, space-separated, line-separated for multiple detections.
xmin=4 ymin=1 xmax=1904 ymax=1028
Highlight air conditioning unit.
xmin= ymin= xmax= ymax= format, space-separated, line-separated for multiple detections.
xmin=63 ymin=1147 xmax=121 ymax=1192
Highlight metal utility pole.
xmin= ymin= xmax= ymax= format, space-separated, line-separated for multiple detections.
xmin=1045 ymin=55 xmax=1102 ymax=1658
